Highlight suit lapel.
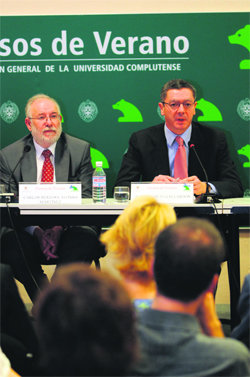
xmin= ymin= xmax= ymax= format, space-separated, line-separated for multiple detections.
xmin=54 ymin=134 xmax=70 ymax=182
xmin=21 ymin=139 xmax=37 ymax=182
xmin=150 ymin=124 xmax=170 ymax=175
xmin=21 ymin=133 xmax=70 ymax=183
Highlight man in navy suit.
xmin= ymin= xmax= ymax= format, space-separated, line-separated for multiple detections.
xmin=0 ymin=94 xmax=105 ymax=301
xmin=115 ymin=79 xmax=243 ymax=198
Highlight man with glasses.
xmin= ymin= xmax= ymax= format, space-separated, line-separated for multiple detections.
xmin=115 ymin=79 xmax=243 ymax=198
xmin=0 ymin=94 xmax=105 ymax=302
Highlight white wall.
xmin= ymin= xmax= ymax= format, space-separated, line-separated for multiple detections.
xmin=2 ymin=0 xmax=250 ymax=15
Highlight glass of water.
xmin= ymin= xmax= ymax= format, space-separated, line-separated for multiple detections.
xmin=114 ymin=186 xmax=130 ymax=203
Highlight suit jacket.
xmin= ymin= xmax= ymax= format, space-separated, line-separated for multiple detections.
xmin=0 ymin=132 xmax=93 ymax=198
xmin=231 ymin=274 xmax=250 ymax=348
xmin=115 ymin=122 xmax=243 ymax=198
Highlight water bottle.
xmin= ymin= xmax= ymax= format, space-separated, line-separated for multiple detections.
xmin=92 ymin=161 xmax=106 ymax=203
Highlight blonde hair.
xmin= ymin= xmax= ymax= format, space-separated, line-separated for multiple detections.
xmin=25 ymin=94 xmax=61 ymax=117
xmin=100 ymin=196 xmax=176 ymax=278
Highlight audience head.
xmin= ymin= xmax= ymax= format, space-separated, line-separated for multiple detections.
xmin=154 ymin=217 xmax=225 ymax=302
xmin=35 ymin=263 xmax=138 ymax=376
xmin=101 ymin=196 xmax=176 ymax=279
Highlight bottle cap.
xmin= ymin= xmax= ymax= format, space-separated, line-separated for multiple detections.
xmin=96 ymin=161 xmax=103 ymax=167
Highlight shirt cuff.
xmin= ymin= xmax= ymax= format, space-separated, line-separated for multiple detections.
xmin=207 ymin=183 xmax=217 ymax=194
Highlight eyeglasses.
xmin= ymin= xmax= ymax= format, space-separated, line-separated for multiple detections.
xmin=29 ymin=114 xmax=61 ymax=121
xmin=162 ymin=101 xmax=195 ymax=110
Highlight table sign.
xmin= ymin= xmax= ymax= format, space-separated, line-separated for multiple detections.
xmin=131 ymin=182 xmax=194 ymax=204
xmin=19 ymin=182 xmax=82 ymax=204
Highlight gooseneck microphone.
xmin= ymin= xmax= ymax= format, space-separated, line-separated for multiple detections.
xmin=188 ymin=141 xmax=209 ymax=195
xmin=7 ymin=145 xmax=31 ymax=194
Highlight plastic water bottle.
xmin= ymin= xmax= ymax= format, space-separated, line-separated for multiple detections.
xmin=92 ymin=161 xmax=106 ymax=203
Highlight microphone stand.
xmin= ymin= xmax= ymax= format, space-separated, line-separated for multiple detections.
xmin=189 ymin=142 xmax=220 ymax=204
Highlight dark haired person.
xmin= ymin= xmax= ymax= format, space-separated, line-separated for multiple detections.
xmin=34 ymin=263 xmax=138 ymax=376
xmin=131 ymin=218 xmax=250 ymax=376
xmin=115 ymin=79 xmax=243 ymax=198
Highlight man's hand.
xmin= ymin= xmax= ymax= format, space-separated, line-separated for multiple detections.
xmin=34 ymin=226 xmax=48 ymax=252
xmin=34 ymin=226 xmax=63 ymax=260
xmin=152 ymin=175 xmax=177 ymax=183
xmin=152 ymin=174 xmax=207 ymax=195
xmin=196 ymin=292 xmax=224 ymax=337
xmin=180 ymin=176 xmax=207 ymax=195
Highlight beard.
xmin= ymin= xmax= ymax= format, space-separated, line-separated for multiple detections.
xmin=31 ymin=124 xmax=62 ymax=148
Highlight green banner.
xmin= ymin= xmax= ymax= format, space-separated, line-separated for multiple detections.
xmin=0 ymin=13 xmax=249 ymax=195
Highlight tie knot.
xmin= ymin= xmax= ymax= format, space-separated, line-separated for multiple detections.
xmin=176 ymin=136 xmax=184 ymax=146
xmin=42 ymin=149 xmax=52 ymax=159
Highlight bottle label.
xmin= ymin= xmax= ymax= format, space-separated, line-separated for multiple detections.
xmin=92 ymin=176 xmax=106 ymax=187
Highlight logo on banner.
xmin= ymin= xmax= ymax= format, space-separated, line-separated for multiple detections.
xmin=90 ymin=147 xmax=109 ymax=169
xmin=78 ymin=100 xmax=98 ymax=123
xmin=0 ymin=100 xmax=20 ymax=124
xmin=228 ymin=24 xmax=250 ymax=70
xmin=113 ymin=99 xmax=143 ymax=122
xmin=237 ymin=98 xmax=250 ymax=121
xmin=237 ymin=144 xmax=250 ymax=168
xmin=196 ymin=98 xmax=223 ymax=122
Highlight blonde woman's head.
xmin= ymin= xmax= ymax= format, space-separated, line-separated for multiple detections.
xmin=100 ymin=196 xmax=176 ymax=278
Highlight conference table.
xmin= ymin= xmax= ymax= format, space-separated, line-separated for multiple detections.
xmin=1 ymin=197 xmax=249 ymax=328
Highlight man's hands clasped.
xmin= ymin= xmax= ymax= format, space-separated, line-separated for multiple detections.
xmin=152 ymin=175 xmax=207 ymax=196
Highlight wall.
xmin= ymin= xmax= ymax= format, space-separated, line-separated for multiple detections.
xmin=1 ymin=12 xmax=249 ymax=194
xmin=1 ymin=0 xmax=250 ymax=15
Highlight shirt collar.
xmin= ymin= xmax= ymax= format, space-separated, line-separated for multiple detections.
xmin=164 ymin=124 xmax=192 ymax=147
xmin=33 ymin=139 xmax=57 ymax=158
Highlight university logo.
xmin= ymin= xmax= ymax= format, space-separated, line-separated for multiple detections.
xmin=237 ymin=98 xmax=250 ymax=121
xmin=113 ymin=99 xmax=143 ymax=122
xmin=228 ymin=24 xmax=250 ymax=70
xmin=0 ymin=100 xmax=20 ymax=124
xmin=78 ymin=99 xmax=98 ymax=123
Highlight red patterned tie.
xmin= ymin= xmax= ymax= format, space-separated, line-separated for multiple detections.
xmin=41 ymin=149 xmax=54 ymax=182
xmin=174 ymin=136 xmax=188 ymax=179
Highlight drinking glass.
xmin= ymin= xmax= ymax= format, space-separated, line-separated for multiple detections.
xmin=114 ymin=186 xmax=129 ymax=203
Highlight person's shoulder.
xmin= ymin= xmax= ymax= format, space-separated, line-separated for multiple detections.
xmin=243 ymin=273 xmax=250 ymax=285
xmin=0 ymin=134 xmax=31 ymax=154
xmin=192 ymin=121 xmax=225 ymax=138
xmin=131 ymin=123 xmax=165 ymax=138
xmin=63 ymin=133 xmax=90 ymax=147
xmin=202 ymin=333 xmax=249 ymax=358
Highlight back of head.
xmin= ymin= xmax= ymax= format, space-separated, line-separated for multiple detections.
xmin=154 ymin=218 xmax=225 ymax=302
xmin=100 ymin=196 xmax=176 ymax=277
xmin=35 ymin=263 xmax=137 ymax=376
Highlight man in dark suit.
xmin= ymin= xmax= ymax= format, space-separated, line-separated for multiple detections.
xmin=115 ymin=79 xmax=243 ymax=198
xmin=0 ymin=94 xmax=105 ymax=301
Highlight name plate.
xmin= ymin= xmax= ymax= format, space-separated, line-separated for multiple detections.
xmin=131 ymin=182 xmax=194 ymax=204
xmin=19 ymin=182 xmax=82 ymax=204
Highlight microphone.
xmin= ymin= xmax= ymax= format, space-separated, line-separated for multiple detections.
xmin=7 ymin=145 xmax=31 ymax=196
xmin=188 ymin=142 xmax=208 ymax=193
xmin=188 ymin=141 xmax=213 ymax=203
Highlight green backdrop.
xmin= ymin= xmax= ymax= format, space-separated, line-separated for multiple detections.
xmin=0 ymin=13 xmax=249 ymax=196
